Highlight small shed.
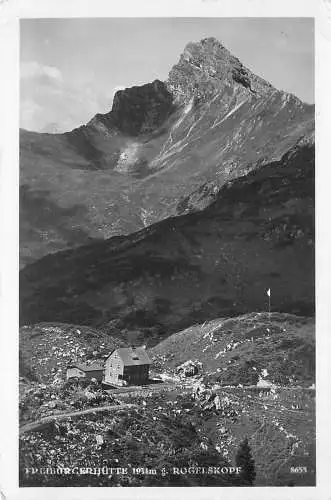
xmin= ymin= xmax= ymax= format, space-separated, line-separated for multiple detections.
xmin=104 ymin=347 xmax=151 ymax=386
xmin=66 ymin=362 xmax=104 ymax=382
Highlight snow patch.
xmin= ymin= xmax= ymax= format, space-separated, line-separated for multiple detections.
xmin=115 ymin=142 xmax=140 ymax=172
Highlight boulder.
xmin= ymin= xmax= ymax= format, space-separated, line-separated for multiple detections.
xmin=257 ymin=378 xmax=276 ymax=388
xmin=96 ymin=434 xmax=104 ymax=446
xmin=214 ymin=395 xmax=221 ymax=410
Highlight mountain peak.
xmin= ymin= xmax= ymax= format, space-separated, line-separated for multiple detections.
xmin=87 ymin=79 xmax=174 ymax=136
xmin=167 ymin=37 xmax=273 ymax=103
xmin=183 ymin=37 xmax=234 ymax=61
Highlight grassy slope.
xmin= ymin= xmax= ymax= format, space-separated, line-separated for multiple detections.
xmin=150 ymin=311 xmax=315 ymax=386
xmin=19 ymin=130 xmax=143 ymax=267
xmin=20 ymin=144 xmax=314 ymax=345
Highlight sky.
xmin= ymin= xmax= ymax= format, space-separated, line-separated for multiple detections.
xmin=20 ymin=18 xmax=314 ymax=132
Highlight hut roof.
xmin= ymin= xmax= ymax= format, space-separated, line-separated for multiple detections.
xmin=68 ymin=362 xmax=104 ymax=372
xmin=110 ymin=347 xmax=151 ymax=366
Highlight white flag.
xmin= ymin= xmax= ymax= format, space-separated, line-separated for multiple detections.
xmin=267 ymin=288 xmax=271 ymax=297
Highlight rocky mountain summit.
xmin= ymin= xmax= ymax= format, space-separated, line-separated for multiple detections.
xmin=167 ymin=37 xmax=273 ymax=102
xmin=20 ymin=37 xmax=314 ymax=266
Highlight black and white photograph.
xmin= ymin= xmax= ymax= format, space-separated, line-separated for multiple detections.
xmin=16 ymin=16 xmax=317 ymax=488
xmin=2 ymin=2 xmax=330 ymax=495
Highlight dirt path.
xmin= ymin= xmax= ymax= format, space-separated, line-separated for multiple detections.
xmin=20 ymin=403 xmax=136 ymax=436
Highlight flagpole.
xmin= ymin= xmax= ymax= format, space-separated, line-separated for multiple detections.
xmin=266 ymin=288 xmax=271 ymax=319
xmin=268 ymin=294 xmax=271 ymax=318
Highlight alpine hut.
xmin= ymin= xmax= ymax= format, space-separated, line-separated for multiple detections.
xmin=66 ymin=362 xmax=104 ymax=382
xmin=104 ymin=347 xmax=151 ymax=386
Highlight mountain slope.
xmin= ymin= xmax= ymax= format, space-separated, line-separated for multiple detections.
xmin=150 ymin=312 xmax=315 ymax=387
xmin=20 ymin=37 xmax=314 ymax=266
xmin=20 ymin=141 xmax=314 ymax=345
xmin=19 ymin=322 xmax=126 ymax=383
